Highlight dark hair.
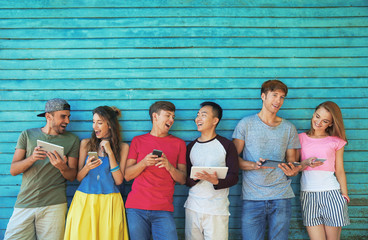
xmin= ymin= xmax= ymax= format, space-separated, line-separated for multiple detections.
xmin=261 ymin=80 xmax=288 ymax=97
xmin=87 ymin=106 xmax=122 ymax=162
xmin=200 ymin=101 xmax=223 ymax=125
xmin=149 ymin=101 xmax=176 ymax=122
xmin=307 ymin=101 xmax=348 ymax=144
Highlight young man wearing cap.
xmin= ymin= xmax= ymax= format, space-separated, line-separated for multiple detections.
xmin=185 ymin=102 xmax=239 ymax=240
xmin=124 ymin=101 xmax=187 ymax=240
xmin=232 ymin=80 xmax=301 ymax=240
xmin=4 ymin=98 xmax=80 ymax=240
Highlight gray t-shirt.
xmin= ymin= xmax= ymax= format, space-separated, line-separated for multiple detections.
xmin=232 ymin=114 xmax=301 ymax=200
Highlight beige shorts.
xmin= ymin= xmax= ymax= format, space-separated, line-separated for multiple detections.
xmin=185 ymin=208 xmax=229 ymax=240
xmin=4 ymin=203 xmax=67 ymax=240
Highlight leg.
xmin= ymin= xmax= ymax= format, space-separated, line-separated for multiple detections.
xmin=267 ymin=199 xmax=292 ymax=240
xmin=185 ymin=208 xmax=204 ymax=240
xmin=241 ymin=200 xmax=267 ymax=240
xmin=203 ymin=213 xmax=229 ymax=240
xmin=126 ymin=208 xmax=151 ymax=240
xmin=325 ymin=226 xmax=342 ymax=240
xmin=4 ymin=207 xmax=37 ymax=240
xmin=306 ymin=225 xmax=327 ymax=240
xmin=35 ymin=203 xmax=67 ymax=240
xmin=151 ymin=210 xmax=178 ymax=240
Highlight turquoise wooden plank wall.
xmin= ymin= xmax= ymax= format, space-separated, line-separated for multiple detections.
xmin=1 ymin=0 xmax=367 ymax=239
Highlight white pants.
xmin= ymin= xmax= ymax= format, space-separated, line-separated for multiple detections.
xmin=4 ymin=203 xmax=67 ymax=240
xmin=185 ymin=208 xmax=229 ymax=240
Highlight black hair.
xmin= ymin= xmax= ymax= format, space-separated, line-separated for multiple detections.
xmin=200 ymin=101 xmax=223 ymax=124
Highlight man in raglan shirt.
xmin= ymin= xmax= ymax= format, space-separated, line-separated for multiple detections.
xmin=185 ymin=101 xmax=239 ymax=240
xmin=124 ymin=101 xmax=187 ymax=240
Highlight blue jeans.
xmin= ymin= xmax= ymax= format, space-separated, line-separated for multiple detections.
xmin=242 ymin=199 xmax=292 ymax=240
xmin=126 ymin=208 xmax=178 ymax=240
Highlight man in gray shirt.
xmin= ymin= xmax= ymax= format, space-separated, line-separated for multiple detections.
xmin=232 ymin=80 xmax=301 ymax=240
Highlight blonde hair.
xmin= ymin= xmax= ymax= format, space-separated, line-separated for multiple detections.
xmin=307 ymin=101 xmax=348 ymax=144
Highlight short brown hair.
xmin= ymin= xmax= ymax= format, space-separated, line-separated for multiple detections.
xmin=149 ymin=101 xmax=176 ymax=122
xmin=261 ymin=80 xmax=288 ymax=96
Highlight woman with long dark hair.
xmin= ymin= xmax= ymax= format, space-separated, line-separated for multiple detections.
xmin=64 ymin=106 xmax=129 ymax=239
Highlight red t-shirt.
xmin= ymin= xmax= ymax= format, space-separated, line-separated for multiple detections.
xmin=125 ymin=133 xmax=186 ymax=212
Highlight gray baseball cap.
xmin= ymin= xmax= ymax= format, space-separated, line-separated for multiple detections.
xmin=37 ymin=98 xmax=71 ymax=117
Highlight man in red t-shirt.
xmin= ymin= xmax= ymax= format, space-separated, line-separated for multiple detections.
xmin=125 ymin=101 xmax=187 ymax=240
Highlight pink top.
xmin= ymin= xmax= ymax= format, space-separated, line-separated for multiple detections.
xmin=299 ymin=132 xmax=346 ymax=172
xmin=125 ymin=133 xmax=186 ymax=212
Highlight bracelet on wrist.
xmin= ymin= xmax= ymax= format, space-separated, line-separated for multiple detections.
xmin=342 ymin=194 xmax=350 ymax=203
xmin=110 ymin=165 xmax=120 ymax=173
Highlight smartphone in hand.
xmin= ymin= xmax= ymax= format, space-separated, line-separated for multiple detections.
xmin=152 ymin=149 xmax=163 ymax=158
xmin=88 ymin=152 xmax=99 ymax=162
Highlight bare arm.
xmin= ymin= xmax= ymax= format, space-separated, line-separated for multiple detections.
xmin=109 ymin=143 xmax=129 ymax=185
xmin=335 ymin=147 xmax=348 ymax=197
xmin=124 ymin=153 xmax=158 ymax=181
xmin=154 ymin=152 xmax=187 ymax=184
xmin=167 ymin=163 xmax=187 ymax=185
xmin=233 ymin=138 xmax=260 ymax=170
xmin=47 ymin=151 xmax=78 ymax=182
xmin=279 ymin=148 xmax=302 ymax=177
xmin=10 ymin=147 xmax=46 ymax=176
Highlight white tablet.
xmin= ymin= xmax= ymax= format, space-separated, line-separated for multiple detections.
xmin=190 ymin=166 xmax=228 ymax=179
xmin=37 ymin=140 xmax=64 ymax=158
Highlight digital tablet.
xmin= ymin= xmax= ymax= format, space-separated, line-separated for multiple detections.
xmin=190 ymin=166 xmax=228 ymax=179
xmin=37 ymin=140 xmax=64 ymax=158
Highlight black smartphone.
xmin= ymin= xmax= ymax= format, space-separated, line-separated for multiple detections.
xmin=152 ymin=149 xmax=163 ymax=158
xmin=292 ymin=162 xmax=301 ymax=166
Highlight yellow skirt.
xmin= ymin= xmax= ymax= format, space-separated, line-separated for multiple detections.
xmin=64 ymin=191 xmax=129 ymax=240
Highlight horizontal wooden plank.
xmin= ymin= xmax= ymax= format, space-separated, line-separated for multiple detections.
xmin=0 ymin=99 xmax=367 ymax=112
xmin=0 ymin=137 xmax=365 ymax=153
xmin=1 ymin=58 xmax=367 ymax=69
xmin=0 ymin=67 xmax=368 ymax=80
xmin=174 ymin=217 xmax=368 ymax=230
xmin=1 ymin=178 xmax=368 ymax=196
xmin=0 ymin=217 xmax=365 ymax=239
xmin=2 ymin=48 xmax=368 ymax=59
xmin=1 ymin=27 xmax=367 ymax=39
xmin=0 ymin=125 xmax=366 ymax=143
xmin=1 ymin=149 xmax=367 ymax=164
xmin=1 ymin=79 xmax=368 ymax=90
xmin=1 ymin=38 xmax=367 ymax=49
xmin=0 ymin=0 xmax=367 ymax=8
xmin=168 ymin=205 xmax=368 ymax=219
xmin=0 ymin=211 xmax=366 ymax=232
xmin=2 ymin=17 xmax=368 ymax=28
xmin=0 ymin=172 xmax=365 ymax=186
xmin=1 ymin=88 xmax=367 ymax=101
xmin=0 ymin=183 xmax=367 ymax=206
xmin=1 ymin=109 xmax=367 ymax=122
xmin=0 ymin=118 xmax=367 ymax=133
xmin=0 ymin=7 xmax=366 ymax=18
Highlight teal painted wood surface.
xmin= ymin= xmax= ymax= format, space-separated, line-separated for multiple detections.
xmin=0 ymin=0 xmax=367 ymax=239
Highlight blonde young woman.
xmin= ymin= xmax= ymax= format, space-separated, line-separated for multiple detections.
xmin=64 ymin=106 xmax=129 ymax=239
xmin=299 ymin=101 xmax=350 ymax=240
